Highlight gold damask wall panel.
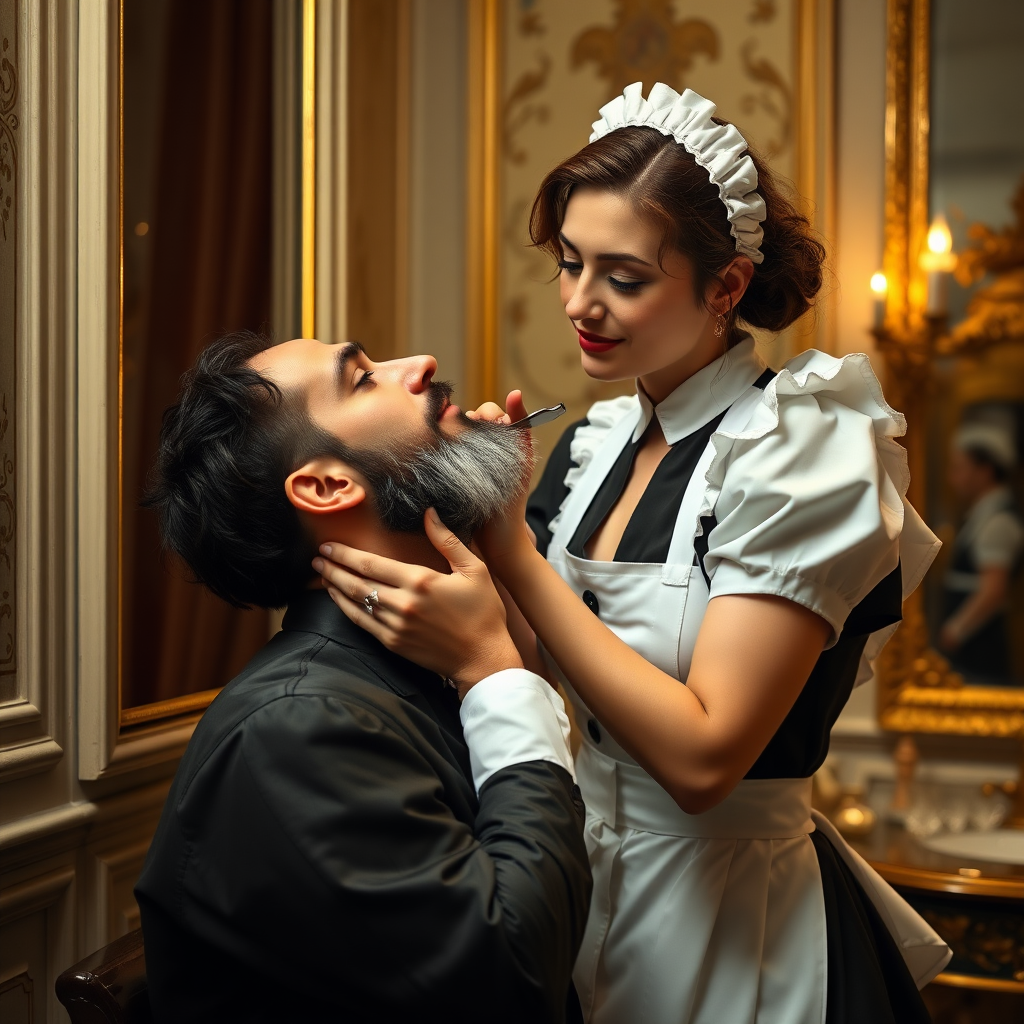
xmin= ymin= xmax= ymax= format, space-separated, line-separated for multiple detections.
xmin=499 ymin=0 xmax=797 ymax=454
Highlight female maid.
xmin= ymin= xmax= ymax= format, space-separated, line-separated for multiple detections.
xmin=317 ymin=84 xmax=951 ymax=1024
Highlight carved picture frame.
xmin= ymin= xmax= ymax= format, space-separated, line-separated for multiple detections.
xmin=874 ymin=0 xmax=1024 ymax=738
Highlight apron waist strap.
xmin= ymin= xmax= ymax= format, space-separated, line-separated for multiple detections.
xmin=577 ymin=741 xmax=815 ymax=839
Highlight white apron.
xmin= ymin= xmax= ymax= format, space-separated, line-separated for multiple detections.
xmin=544 ymin=383 xmax=950 ymax=1024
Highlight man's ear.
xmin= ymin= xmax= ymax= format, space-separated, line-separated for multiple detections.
xmin=284 ymin=458 xmax=368 ymax=515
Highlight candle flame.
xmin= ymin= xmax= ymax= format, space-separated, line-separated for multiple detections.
xmin=870 ymin=272 xmax=887 ymax=296
xmin=927 ymin=214 xmax=953 ymax=255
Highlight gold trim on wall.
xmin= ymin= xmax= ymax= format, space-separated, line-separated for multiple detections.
xmin=119 ymin=689 xmax=222 ymax=727
xmin=932 ymin=973 xmax=1024 ymax=994
xmin=301 ymin=0 xmax=317 ymax=338
xmin=792 ymin=0 xmax=838 ymax=356
xmin=117 ymin=0 xmax=126 ymax=726
xmin=465 ymin=0 xmax=501 ymax=408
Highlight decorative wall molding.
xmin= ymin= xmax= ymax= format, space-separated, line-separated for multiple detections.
xmin=0 ymin=856 xmax=76 ymax=1022
xmin=76 ymin=0 xmax=119 ymax=781
xmin=0 ymin=863 xmax=75 ymax=920
xmin=0 ymin=801 xmax=98 ymax=854
xmin=0 ymin=0 xmax=72 ymax=782
xmin=0 ymin=0 xmax=20 ymax=702
xmin=0 ymin=969 xmax=34 ymax=1024
xmin=88 ymin=837 xmax=151 ymax=948
xmin=0 ymin=736 xmax=62 ymax=783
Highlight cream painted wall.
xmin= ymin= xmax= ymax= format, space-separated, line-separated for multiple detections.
xmin=833 ymin=0 xmax=886 ymax=364
xmin=407 ymin=0 xmax=467 ymax=386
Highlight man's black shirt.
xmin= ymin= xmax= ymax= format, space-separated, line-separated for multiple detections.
xmin=135 ymin=590 xmax=592 ymax=1023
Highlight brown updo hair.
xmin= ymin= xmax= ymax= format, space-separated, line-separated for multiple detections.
xmin=530 ymin=124 xmax=825 ymax=339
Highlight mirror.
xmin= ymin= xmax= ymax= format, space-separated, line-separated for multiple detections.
xmin=120 ymin=0 xmax=284 ymax=722
xmin=876 ymin=0 xmax=1024 ymax=734
xmin=923 ymin=0 xmax=1024 ymax=689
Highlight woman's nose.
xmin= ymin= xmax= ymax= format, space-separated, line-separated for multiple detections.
xmin=400 ymin=354 xmax=438 ymax=394
xmin=564 ymin=278 xmax=603 ymax=322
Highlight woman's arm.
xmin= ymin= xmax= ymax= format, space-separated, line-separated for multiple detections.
xmin=492 ymin=573 xmax=549 ymax=680
xmin=317 ymin=514 xmax=830 ymax=815
xmin=494 ymin=538 xmax=830 ymax=812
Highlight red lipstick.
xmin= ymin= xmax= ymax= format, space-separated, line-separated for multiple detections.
xmin=577 ymin=329 xmax=624 ymax=354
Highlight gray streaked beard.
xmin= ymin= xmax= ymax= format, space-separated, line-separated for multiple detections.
xmin=362 ymin=414 xmax=534 ymax=540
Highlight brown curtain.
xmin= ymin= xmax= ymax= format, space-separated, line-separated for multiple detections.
xmin=123 ymin=0 xmax=273 ymax=708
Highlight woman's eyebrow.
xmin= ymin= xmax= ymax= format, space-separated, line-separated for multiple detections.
xmin=558 ymin=232 xmax=651 ymax=267
xmin=334 ymin=341 xmax=365 ymax=391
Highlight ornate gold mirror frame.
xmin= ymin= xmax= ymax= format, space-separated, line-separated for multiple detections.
xmin=874 ymin=0 xmax=1024 ymax=739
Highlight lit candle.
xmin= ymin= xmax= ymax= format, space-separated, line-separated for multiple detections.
xmin=870 ymin=272 xmax=887 ymax=329
xmin=919 ymin=213 xmax=956 ymax=316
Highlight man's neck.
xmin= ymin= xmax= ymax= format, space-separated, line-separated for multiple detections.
xmin=310 ymin=509 xmax=451 ymax=576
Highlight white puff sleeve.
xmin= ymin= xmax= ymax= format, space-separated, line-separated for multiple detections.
xmin=702 ymin=350 xmax=940 ymax=662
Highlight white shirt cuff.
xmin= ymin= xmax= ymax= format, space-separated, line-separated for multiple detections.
xmin=459 ymin=669 xmax=576 ymax=792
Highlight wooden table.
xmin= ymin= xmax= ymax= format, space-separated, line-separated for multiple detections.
xmin=850 ymin=821 xmax=1024 ymax=994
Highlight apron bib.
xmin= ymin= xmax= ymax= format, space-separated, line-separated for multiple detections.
xmin=543 ymin=386 xmax=948 ymax=1023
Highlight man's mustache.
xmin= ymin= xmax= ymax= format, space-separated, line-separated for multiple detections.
xmin=425 ymin=380 xmax=455 ymax=424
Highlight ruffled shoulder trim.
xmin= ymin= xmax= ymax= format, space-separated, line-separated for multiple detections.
xmin=547 ymin=395 xmax=638 ymax=535
xmin=703 ymin=349 xmax=940 ymax=685
xmin=705 ymin=349 xmax=911 ymax=503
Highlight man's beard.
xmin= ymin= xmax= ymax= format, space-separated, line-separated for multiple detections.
xmin=355 ymin=381 xmax=534 ymax=540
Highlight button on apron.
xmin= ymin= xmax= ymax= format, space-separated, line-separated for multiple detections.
xmin=582 ymin=589 xmax=600 ymax=615
xmin=587 ymin=718 xmax=602 ymax=743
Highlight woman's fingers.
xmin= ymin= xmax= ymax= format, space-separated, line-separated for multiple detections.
xmin=318 ymin=542 xmax=427 ymax=589
xmin=424 ymin=509 xmax=482 ymax=575
xmin=505 ymin=389 xmax=529 ymax=423
xmin=313 ymin=556 xmax=402 ymax=610
xmin=465 ymin=401 xmax=510 ymax=423
xmin=325 ymin=585 xmax=404 ymax=645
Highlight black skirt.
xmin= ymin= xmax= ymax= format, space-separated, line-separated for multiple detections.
xmin=812 ymin=830 xmax=931 ymax=1024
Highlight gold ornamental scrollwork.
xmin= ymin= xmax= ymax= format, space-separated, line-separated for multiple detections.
xmin=571 ymin=0 xmax=719 ymax=101
xmin=738 ymin=39 xmax=791 ymax=159
xmin=0 ymin=32 xmax=17 ymax=240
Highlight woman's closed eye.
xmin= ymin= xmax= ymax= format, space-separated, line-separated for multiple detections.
xmin=558 ymin=259 xmax=647 ymax=294
xmin=608 ymin=277 xmax=646 ymax=294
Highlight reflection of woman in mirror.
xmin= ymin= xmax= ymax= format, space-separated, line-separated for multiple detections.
xmin=317 ymin=84 xmax=949 ymax=1023
xmin=940 ymin=423 xmax=1024 ymax=683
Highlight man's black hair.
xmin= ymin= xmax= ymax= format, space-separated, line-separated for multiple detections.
xmin=144 ymin=331 xmax=350 ymax=609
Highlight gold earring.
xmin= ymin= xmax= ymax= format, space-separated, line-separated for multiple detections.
xmin=714 ymin=314 xmax=726 ymax=339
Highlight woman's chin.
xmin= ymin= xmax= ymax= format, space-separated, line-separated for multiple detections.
xmin=579 ymin=351 xmax=635 ymax=383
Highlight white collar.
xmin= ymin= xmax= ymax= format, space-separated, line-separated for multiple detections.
xmin=633 ymin=335 xmax=765 ymax=444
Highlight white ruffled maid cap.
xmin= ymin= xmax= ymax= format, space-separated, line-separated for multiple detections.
xmin=589 ymin=82 xmax=767 ymax=264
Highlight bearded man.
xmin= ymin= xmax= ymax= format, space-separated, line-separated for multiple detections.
xmin=134 ymin=332 xmax=591 ymax=1024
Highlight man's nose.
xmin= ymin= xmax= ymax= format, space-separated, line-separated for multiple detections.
xmin=394 ymin=354 xmax=438 ymax=394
